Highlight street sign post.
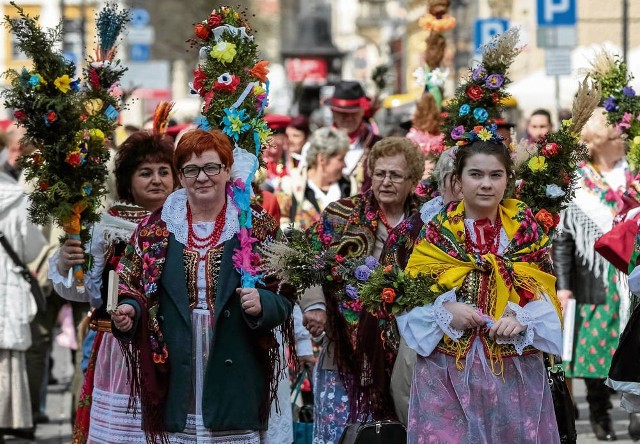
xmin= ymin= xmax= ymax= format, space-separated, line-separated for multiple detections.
xmin=130 ymin=44 xmax=150 ymax=62
xmin=544 ymin=48 xmax=572 ymax=76
xmin=474 ymin=18 xmax=510 ymax=52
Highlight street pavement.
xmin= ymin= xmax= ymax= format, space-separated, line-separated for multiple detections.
xmin=4 ymin=340 xmax=639 ymax=443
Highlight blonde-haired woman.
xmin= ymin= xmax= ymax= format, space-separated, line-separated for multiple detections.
xmin=553 ymin=108 xmax=633 ymax=441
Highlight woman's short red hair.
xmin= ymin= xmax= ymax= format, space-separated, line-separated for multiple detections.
xmin=174 ymin=129 xmax=234 ymax=171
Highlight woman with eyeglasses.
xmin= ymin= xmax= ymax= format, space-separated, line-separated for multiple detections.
xmin=110 ymin=129 xmax=294 ymax=444
xmin=300 ymin=137 xmax=425 ymax=442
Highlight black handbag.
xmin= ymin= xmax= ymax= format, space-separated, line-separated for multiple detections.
xmin=339 ymin=420 xmax=406 ymax=444
xmin=0 ymin=231 xmax=47 ymax=313
xmin=545 ymin=354 xmax=577 ymax=444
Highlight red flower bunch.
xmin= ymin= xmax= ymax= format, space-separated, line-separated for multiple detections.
xmin=65 ymin=152 xmax=82 ymax=167
xmin=14 ymin=109 xmax=26 ymax=121
xmin=213 ymin=73 xmax=240 ymax=92
xmin=466 ymin=85 xmax=483 ymax=101
xmin=208 ymin=13 xmax=223 ymax=28
xmin=534 ymin=208 xmax=555 ymax=234
xmin=192 ymin=67 xmax=207 ymax=94
xmin=541 ymin=142 xmax=560 ymax=158
xmin=381 ymin=287 xmax=396 ymax=303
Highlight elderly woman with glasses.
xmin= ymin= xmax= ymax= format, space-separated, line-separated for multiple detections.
xmin=300 ymin=137 xmax=425 ymax=442
xmin=111 ymin=129 xmax=295 ymax=444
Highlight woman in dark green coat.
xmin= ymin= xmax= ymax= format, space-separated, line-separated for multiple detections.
xmin=112 ymin=129 xmax=294 ymax=444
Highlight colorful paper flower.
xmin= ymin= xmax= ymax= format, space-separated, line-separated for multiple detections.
xmin=89 ymin=128 xmax=105 ymax=142
xmin=81 ymin=182 xmax=92 ymax=196
xmin=65 ymin=151 xmax=83 ymax=167
xmin=451 ymin=125 xmax=465 ymax=140
xmin=213 ymin=73 xmax=240 ymax=92
xmin=623 ymin=86 xmax=636 ymax=97
xmin=472 ymin=66 xmax=487 ymax=81
xmin=208 ymin=13 xmax=223 ymax=28
xmin=221 ymin=108 xmax=250 ymax=141
xmin=476 ymin=127 xmax=492 ymax=141
xmin=104 ymin=105 xmax=119 ymax=121
xmin=541 ymin=142 xmax=560 ymax=157
xmin=251 ymin=118 xmax=271 ymax=144
xmin=381 ymin=288 xmax=396 ymax=303
xmin=249 ymin=60 xmax=270 ymax=83
xmin=28 ymin=73 xmax=45 ymax=87
xmin=473 ymin=107 xmax=488 ymax=123
xmin=210 ymin=41 xmax=237 ymax=64
xmin=528 ymin=156 xmax=547 ymax=172
xmin=458 ymin=104 xmax=470 ymax=116
xmin=54 ymin=74 xmax=71 ymax=93
xmin=70 ymin=78 xmax=81 ymax=92
xmin=485 ymin=74 xmax=504 ymax=90
xmin=603 ymin=96 xmax=618 ymax=112
xmin=44 ymin=111 xmax=57 ymax=125
xmin=194 ymin=23 xmax=211 ymax=40
xmin=545 ymin=184 xmax=565 ymax=199
xmin=466 ymin=85 xmax=483 ymax=100
xmin=192 ymin=67 xmax=208 ymax=94
xmin=354 ymin=265 xmax=372 ymax=281
xmin=14 ymin=110 xmax=26 ymax=121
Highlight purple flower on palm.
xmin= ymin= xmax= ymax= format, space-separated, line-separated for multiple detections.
xmin=604 ymin=96 xmax=618 ymax=112
xmin=623 ymin=86 xmax=636 ymax=97
xmin=364 ymin=256 xmax=379 ymax=269
xmin=485 ymin=74 xmax=504 ymax=90
xmin=354 ymin=265 xmax=372 ymax=281
xmin=472 ymin=66 xmax=487 ymax=81
xmin=451 ymin=125 xmax=465 ymax=140
xmin=345 ymin=284 xmax=358 ymax=299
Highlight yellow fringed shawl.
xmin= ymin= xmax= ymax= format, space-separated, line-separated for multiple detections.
xmin=406 ymin=198 xmax=562 ymax=327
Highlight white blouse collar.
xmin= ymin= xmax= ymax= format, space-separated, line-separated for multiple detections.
xmin=161 ymin=188 xmax=240 ymax=246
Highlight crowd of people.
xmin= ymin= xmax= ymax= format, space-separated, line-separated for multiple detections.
xmin=0 ymin=72 xmax=637 ymax=444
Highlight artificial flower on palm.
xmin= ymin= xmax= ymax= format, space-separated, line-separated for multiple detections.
xmin=588 ymin=50 xmax=640 ymax=173
xmin=189 ymin=6 xmax=273 ymax=287
xmin=2 ymin=2 xmax=129 ymax=292
xmin=515 ymin=79 xmax=601 ymax=232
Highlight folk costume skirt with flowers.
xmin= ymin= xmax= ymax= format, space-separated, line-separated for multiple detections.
xmin=408 ymin=340 xmax=559 ymax=444
xmin=168 ymin=308 xmax=260 ymax=444
xmin=312 ymin=347 xmax=350 ymax=444
xmin=565 ymin=265 xmax=621 ymax=379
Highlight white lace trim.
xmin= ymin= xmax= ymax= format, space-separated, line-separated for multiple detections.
xmin=99 ymin=213 xmax=139 ymax=245
xmin=161 ymin=188 xmax=240 ymax=246
xmin=434 ymin=290 xmax=464 ymax=340
xmin=420 ymin=196 xmax=444 ymax=223
xmin=495 ymin=302 xmax=534 ymax=355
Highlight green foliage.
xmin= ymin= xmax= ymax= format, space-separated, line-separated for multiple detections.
xmin=515 ymin=122 xmax=588 ymax=222
xmin=359 ymin=264 xmax=446 ymax=315
xmin=189 ymin=6 xmax=271 ymax=160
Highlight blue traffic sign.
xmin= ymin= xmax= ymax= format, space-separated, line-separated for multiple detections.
xmin=474 ymin=18 xmax=509 ymax=51
xmin=537 ymin=0 xmax=576 ymax=26
xmin=130 ymin=8 xmax=150 ymax=28
xmin=130 ymin=44 xmax=150 ymax=61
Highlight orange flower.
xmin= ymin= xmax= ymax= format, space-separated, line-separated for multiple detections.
xmin=535 ymin=209 xmax=554 ymax=234
xmin=194 ymin=23 xmax=211 ymax=40
xmin=383 ymin=265 xmax=393 ymax=273
xmin=250 ymin=60 xmax=269 ymax=83
xmin=381 ymin=287 xmax=396 ymax=303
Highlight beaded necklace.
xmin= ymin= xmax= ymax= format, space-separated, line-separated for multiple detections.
xmin=465 ymin=217 xmax=502 ymax=255
xmin=187 ymin=201 xmax=227 ymax=256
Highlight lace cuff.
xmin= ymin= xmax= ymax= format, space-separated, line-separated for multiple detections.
xmin=48 ymin=251 xmax=73 ymax=288
xmin=435 ymin=290 xmax=464 ymax=340
xmin=495 ymin=302 xmax=533 ymax=355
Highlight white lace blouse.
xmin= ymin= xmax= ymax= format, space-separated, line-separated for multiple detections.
xmin=396 ymin=218 xmax=562 ymax=358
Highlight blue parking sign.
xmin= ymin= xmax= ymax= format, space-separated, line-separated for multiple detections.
xmin=474 ymin=19 xmax=509 ymax=51
xmin=537 ymin=0 xmax=576 ymax=26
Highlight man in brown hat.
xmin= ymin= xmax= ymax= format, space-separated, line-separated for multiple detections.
xmin=325 ymin=80 xmax=381 ymax=192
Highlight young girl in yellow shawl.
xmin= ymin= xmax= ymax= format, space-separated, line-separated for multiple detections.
xmin=396 ymin=139 xmax=563 ymax=443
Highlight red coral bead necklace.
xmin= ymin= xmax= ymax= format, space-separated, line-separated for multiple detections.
xmin=187 ymin=200 xmax=227 ymax=252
